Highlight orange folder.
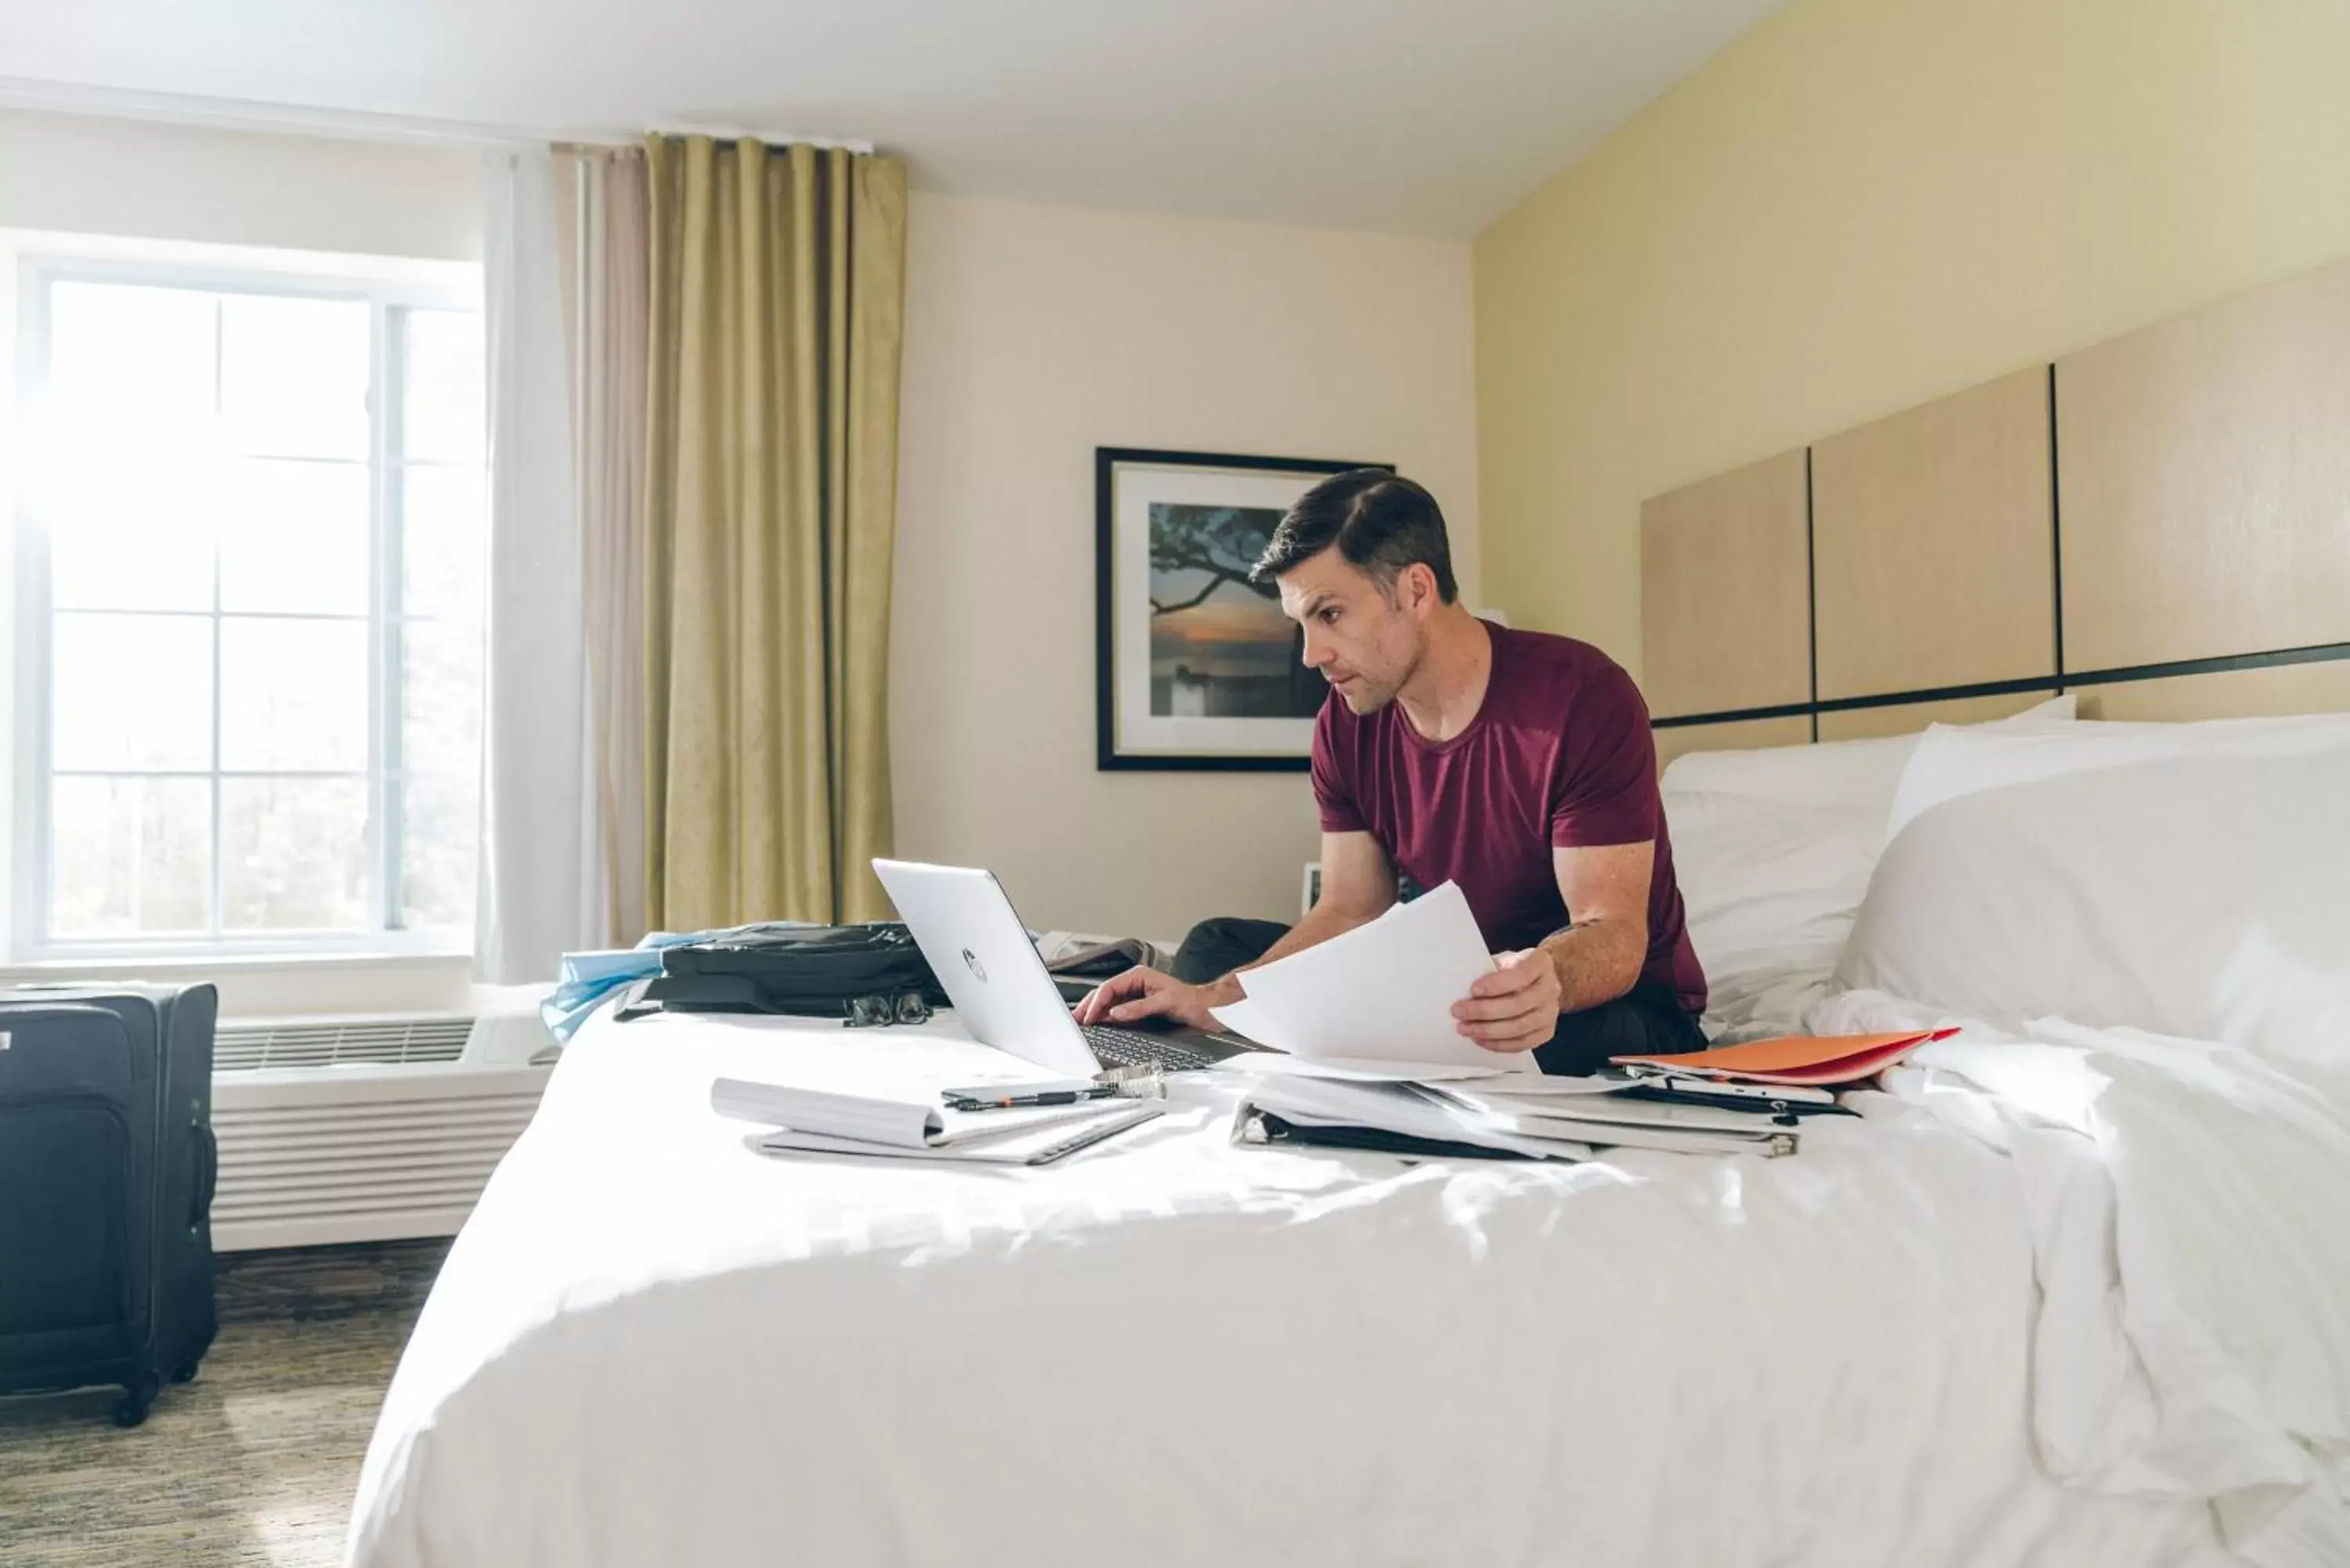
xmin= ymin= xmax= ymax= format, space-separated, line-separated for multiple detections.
xmin=1612 ymin=1028 xmax=1958 ymax=1087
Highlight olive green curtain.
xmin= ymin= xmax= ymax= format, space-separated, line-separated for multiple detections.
xmin=642 ymin=136 xmax=906 ymax=930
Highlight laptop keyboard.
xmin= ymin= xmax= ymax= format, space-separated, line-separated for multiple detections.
xmin=1080 ymin=1024 xmax=1217 ymax=1074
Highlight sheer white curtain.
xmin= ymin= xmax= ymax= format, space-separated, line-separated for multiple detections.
xmin=475 ymin=148 xmax=598 ymax=982
xmin=475 ymin=146 xmax=653 ymax=981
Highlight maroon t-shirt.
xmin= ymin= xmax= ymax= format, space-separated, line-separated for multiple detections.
xmin=1311 ymin=623 xmax=1707 ymax=1015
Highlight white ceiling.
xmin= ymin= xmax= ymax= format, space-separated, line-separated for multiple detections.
xmin=0 ymin=0 xmax=1786 ymax=237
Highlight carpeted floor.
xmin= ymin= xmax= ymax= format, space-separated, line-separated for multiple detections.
xmin=0 ymin=1240 xmax=450 ymax=1568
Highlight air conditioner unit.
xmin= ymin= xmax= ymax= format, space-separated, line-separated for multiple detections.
xmin=209 ymin=1003 xmax=555 ymax=1252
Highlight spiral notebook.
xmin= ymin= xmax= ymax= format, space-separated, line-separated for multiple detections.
xmin=756 ymin=1104 xmax=1162 ymax=1165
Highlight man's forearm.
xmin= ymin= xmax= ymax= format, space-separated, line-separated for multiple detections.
xmin=1536 ymin=919 xmax=1647 ymax=1014
xmin=1201 ymin=898 xmax=1386 ymax=1005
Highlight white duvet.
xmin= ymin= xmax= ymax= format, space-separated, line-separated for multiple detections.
xmin=345 ymin=990 xmax=2350 ymax=1568
xmin=1814 ymin=990 xmax=2350 ymax=1566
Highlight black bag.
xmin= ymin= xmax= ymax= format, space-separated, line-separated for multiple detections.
xmin=0 ymin=983 xmax=219 ymax=1426
xmin=1039 ymin=938 xmax=1159 ymax=1003
xmin=630 ymin=923 xmax=951 ymax=1023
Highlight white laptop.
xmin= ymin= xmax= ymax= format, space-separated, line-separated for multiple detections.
xmin=870 ymin=858 xmax=1252 ymax=1079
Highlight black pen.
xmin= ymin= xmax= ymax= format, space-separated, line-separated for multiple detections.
xmin=945 ymin=1086 xmax=1116 ymax=1111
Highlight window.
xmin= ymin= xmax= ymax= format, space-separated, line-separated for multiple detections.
xmin=12 ymin=251 xmax=486 ymax=957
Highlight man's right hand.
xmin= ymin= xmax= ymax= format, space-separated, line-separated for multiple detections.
xmin=1072 ymin=966 xmax=1231 ymax=1031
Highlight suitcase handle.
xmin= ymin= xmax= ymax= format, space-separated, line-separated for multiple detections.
xmin=192 ymin=1122 xmax=219 ymax=1226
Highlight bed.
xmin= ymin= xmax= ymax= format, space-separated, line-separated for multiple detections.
xmin=348 ymin=258 xmax=2350 ymax=1568
xmin=345 ymin=701 xmax=2350 ymax=1568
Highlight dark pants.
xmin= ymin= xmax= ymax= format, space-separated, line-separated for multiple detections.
xmin=1172 ymin=916 xmax=1708 ymax=1077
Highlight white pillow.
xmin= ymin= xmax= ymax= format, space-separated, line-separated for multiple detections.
xmin=1666 ymin=791 xmax=1881 ymax=965
xmin=1661 ymin=695 xmax=2077 ymax=988
xmin=1842 ymin=724 xmax=2350 ymax=1063
xmin=1883 ymin=709 xmax=2350 ymax=842
xmin=1662 ymin=695 xmax=2076 ymax=816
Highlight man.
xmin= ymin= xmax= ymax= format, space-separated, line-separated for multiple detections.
xmin=1076 ymin=469 xmax=1707 ymax=1074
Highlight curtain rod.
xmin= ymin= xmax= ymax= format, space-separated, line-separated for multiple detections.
xmin=0 ymin=77 xmax=877 ymax=156
xmin=642 ymin=122 xmax=876 ymax=154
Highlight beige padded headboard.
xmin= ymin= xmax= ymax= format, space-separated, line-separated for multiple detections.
xmin=1643 ymin=252 xmax=2350 ymax=763
xmin=1640 ymin=450 xmax=1810 ymax=721
xmin=2058 ymin=256 xmax=2350 ymax=672
xmin=2079 ymin=661 xmax=2350 ymax=723
xmin=1811 ymin=367 xmax=2055 ymax=702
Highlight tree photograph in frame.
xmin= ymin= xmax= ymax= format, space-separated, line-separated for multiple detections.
xmin=1096 ymin=448 xmax=1390 ymax=771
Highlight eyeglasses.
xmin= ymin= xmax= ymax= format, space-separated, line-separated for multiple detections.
xmin=842 ymin=992 xmax=933 ymax=1029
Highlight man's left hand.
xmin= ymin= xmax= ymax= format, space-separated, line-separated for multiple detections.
xmin=1453 ymin=949 xmax=1563 ymax=1053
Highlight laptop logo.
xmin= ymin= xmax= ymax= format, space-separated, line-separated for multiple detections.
xmin=961 ymin=948 xmax=986 ymax=983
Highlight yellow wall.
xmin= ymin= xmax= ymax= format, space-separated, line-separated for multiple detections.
xmin=1473 ymin=0 xmax=2350 ymax=674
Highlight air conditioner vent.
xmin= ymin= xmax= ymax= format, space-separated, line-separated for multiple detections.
xmin=215 ymin=1015 xmax=475 ymax=1072
xmin=209 ymin=1063 xmax=551 ymax=1251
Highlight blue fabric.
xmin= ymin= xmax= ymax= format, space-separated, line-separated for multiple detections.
xmin=540 ymin=924 xmax=811 ymax=1042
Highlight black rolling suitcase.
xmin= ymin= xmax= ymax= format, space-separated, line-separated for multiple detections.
xmin=0 ymin=983 xmax=219 ymax=1425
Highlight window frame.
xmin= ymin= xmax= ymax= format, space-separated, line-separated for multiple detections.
xmin=8 ymin=235 xmax=484 ymax=963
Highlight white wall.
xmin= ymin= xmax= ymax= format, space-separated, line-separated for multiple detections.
xmin=891 ymin=191 xmax=1479 ymax=941
xmin=0 ymin=111 xmax=483 ymax=1016
xmin=0 ymin=109 xmax=482 ymax=260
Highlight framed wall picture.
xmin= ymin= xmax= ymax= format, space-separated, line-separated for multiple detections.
xmin=1096 ymin=447 xmax=1390 ymax=771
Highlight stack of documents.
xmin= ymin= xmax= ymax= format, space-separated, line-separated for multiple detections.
xmin=1207 ymin=881 xmax=1538 ymax=1074
xmin=1194 ymin=880 xmax=1797 ymax=1158
xmin=1417 ymin=1075 xmax=1804 ymax=1156
xmin=1224 ymin=1061 xmax=1802 ymax=1161
xmin=712 ymin=1078 xmax=1162 ymax=1165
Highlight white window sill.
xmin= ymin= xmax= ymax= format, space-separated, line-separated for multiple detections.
xmin=0 ymin=951 xmax=501 ymax=1021
xmin=4 ymin=949 xmax=471 ymax=977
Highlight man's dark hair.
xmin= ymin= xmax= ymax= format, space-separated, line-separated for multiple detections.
xmin=1250 ymin=469 xmax=1457 ymax=603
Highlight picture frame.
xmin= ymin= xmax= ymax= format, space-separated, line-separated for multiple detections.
xmin=1095 ymin=446 xmax=1391 ymax=771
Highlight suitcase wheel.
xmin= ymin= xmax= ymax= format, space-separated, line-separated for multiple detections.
xmin=113 ymin=1375 xmax=161 ymax=1428
xmin=171 ymin=1360 xmax=201 ymax=1385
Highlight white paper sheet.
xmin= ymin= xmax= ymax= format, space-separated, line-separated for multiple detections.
xmin=1209 ymin=881 xmax=1535 ymax=1071
xmin=1209 ymin=1053 xmax=1514 ymax=1083
xmin=1413 ymin=1072 xmax=1632 ymax=1097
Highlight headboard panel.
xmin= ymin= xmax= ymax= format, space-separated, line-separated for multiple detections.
xmin=1638 ymin=450 xmax=1810 ymax=721
xmin=1642 ymin=251 xmax=2350 ymax=766
xmin=2076 ymin=660 xmax=2350 ymax=723
xmin=1811 ymin=367 xmax=2054 ymax=701
xmin=2058 ymin=257 xmax=2350 ymax=671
